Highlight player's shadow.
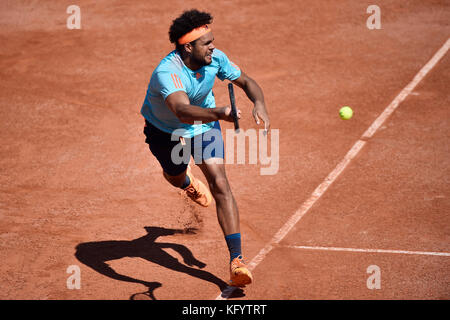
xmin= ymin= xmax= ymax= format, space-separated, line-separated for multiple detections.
xmin=75 ymin=226 xmax=244 ymax=300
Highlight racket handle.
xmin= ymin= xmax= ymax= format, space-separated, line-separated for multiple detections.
xmin=228 ymin=83 xmax=240 ymax=132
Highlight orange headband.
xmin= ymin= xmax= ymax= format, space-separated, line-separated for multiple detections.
xmin=178 ymin=25 xmax=211 ymax=45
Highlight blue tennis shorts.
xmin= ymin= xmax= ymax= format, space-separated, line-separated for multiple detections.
xmin=143 ymin=120 xmax=224 ymax=176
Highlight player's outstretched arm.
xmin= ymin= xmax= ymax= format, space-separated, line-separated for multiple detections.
xmin=232 ymin=71 xmax=270 ymax=133
xmin=165 ymin=91 xmax=240 ymax=124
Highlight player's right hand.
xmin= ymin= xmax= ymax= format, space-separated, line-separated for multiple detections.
xmin=217 ymin=105 xmax=241 ymax=123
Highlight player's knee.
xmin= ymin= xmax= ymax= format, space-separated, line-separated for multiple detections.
xmin=209 ymin=176 xmax=231 ymax=198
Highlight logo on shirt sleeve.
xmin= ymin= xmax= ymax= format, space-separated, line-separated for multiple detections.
xmin=171 ymin=73 xmax=184 ymax=89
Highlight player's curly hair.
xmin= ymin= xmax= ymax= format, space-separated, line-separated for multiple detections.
xmin=169 ymin=9 xmax=213 ymax=52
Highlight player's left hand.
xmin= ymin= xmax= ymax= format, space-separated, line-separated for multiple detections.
xmin=253 ymin=102 xmax=270 ymax=134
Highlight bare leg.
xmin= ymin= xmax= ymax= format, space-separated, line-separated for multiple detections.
xmin=197 ymin=158 xmax=252 ymax=287
xmin=197 ymin=158 xmax=240 ymax=235
xmin=163 ymin=169 xmax=188 ymax=188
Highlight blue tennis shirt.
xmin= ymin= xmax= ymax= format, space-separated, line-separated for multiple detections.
xmin=141 ymin=49 xmax=241 ymax=138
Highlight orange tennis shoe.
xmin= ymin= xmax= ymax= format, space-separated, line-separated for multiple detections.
xmin=229 ymin=256 xmax=253 ymax=287
xmin=184 ymin=167 xmax=212 ymax=207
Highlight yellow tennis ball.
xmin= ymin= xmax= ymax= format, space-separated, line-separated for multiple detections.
xmin=339 ymin=106 xmax=353 ymax=120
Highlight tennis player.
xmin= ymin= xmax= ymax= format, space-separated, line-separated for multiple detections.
xmin=141 ymin=9 xmax=270 ymax=287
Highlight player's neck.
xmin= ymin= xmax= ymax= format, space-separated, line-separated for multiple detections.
xmin=179 ymin=51 xmax=202 ymax=71
xmin=184 ymin=57 xmax=203 ymax=71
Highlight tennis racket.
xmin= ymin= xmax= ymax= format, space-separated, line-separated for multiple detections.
xmin=227 ymin=83 xmax=240 ymax=133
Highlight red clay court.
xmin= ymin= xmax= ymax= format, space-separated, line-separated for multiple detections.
xmin=0 ymin=0 xmax=449 ymax=300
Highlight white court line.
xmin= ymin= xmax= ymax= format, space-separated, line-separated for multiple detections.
xmin=216 ymin=38 xmax=450 ymax=300
xmin=285 ymin=245 xmax=450 ymax=257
